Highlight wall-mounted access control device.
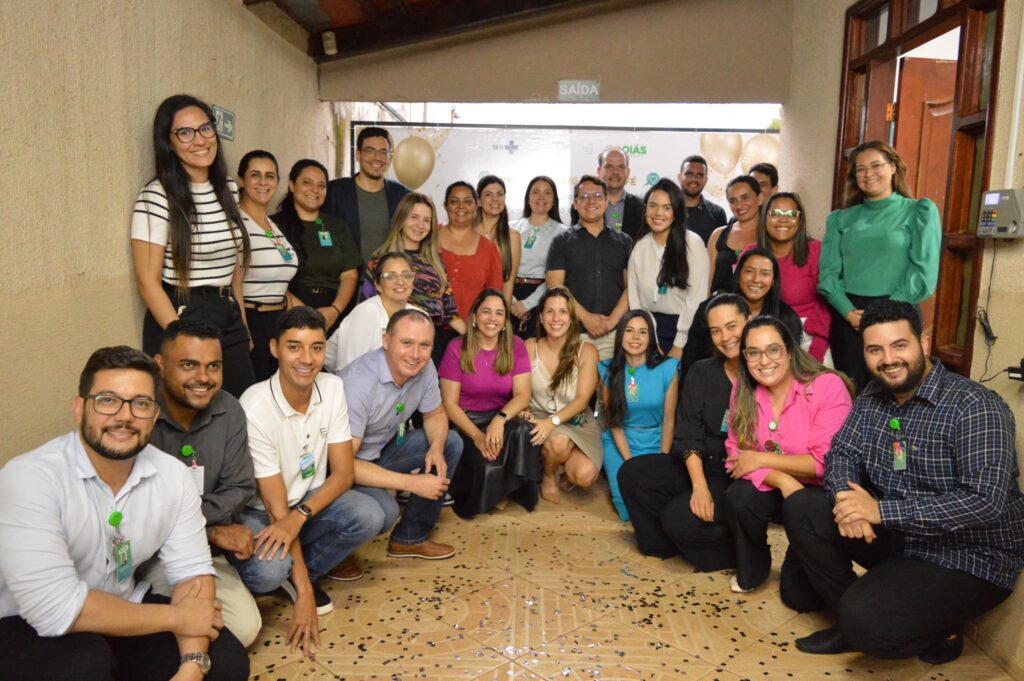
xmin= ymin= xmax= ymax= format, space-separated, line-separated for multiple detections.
xmin=978 ymin=188 xmax=1024 ymax=238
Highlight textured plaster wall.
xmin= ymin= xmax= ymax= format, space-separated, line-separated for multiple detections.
xmin=319 ymin=0 xmax=794 ymax=104
xmin=970 ymin=1 xmax=1024 ymax=676
xmin=0 ymin=0 xmax=333 ymax=461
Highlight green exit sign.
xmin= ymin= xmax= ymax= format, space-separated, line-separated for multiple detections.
xmin=212 ymin=105 xmax=235 ymax=141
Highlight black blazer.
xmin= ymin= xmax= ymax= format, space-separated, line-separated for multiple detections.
xmin=323 ymin=175 xmax=410 ymax=255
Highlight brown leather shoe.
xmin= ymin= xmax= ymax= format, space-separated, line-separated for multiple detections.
xmin=387 ymin=538 xmax=456 ymax=560
xmin=326 ymin=555 xmax=364 ymax=581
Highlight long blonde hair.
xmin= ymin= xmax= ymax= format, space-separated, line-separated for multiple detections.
xmin=372 ymin=193 xmax=448 ymax=289
xmin=460 ymin=288 xmax=515 ymax=375
xmin=731 ymin=316 xmax=855 ymax=449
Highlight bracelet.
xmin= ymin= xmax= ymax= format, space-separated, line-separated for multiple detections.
xmin=681 ymin=449 xmax=701 ymax=461
xmin=330 ymin=304 xmax=342 ymax=315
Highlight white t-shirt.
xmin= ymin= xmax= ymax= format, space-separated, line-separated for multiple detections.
xmin=240 ymin=211 xmax=298 ymax=303
xmin=131 ymin=178 xmax=242 ymax=288
xmin=324 ymin=297 xmax=419 ymax=374
xmin=240 ymin=371 xmax=352 ymax=508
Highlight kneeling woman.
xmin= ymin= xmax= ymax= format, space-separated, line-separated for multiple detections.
xmin=522 ymin=287 xmax=602 ymax=504
xmin=724 ymin=316 xmax=854 ymax=593
xmin=618 ymin=293 xmax=750 ymax=571
xmin=599 ymin=311 xmax=679 ymax=521
xmin=439 ymin=289 xmax=540 ymax=517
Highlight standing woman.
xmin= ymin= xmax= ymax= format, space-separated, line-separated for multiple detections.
xmin=618 ymin=293 xmax=751 ymax=571
xmin=476 ymin=175 xmax=522 ymax=305
xmin=598 ymin=311 xmax=680 ymax=521
xmin=628 ymin=178 xmax=710 ymax=357
xmin=723 ymin=316 xmax=853 ymax=594
xmin=236 ymin=149 xmax=298 ymax=382
xmin=439 ymin=289 xmax=539 ymax=518
xmin=523 ymin=287 xmax=602 ymax=504
xmin=758 ymin=192 xmax=832 ymax=363
xmin=439 ymin=182 xmax=504 ymax=321
xmin=708 ymin=176 xmax=764 ymax=293
xmin=818 ymin=141 xmax=940 ymax=390
xmin=131 ymin=94 xmax=254 ymax=396
xmin=325 ymin=252 xmax=418 ymax=374
xmin=510 ymin=176 xmax=567 ymax=338
xmin=361 ymin=193 xmax=466 ymax=365
xmin=272 ymin=159 xmax=362 ymax=335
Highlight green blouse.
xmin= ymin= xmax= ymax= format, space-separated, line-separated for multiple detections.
xmin=817 ymin=193 xmax=941 ymax=317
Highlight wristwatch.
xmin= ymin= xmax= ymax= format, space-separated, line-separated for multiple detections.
xmin=295 ymin=503 xmax=313 ymax=519
xmin=496 ymin=411 xmax=509 ymax=420
xmin=550 ymin=415 xmax=562 ymax=426
xmin=180 ymin=652 xmax=211 ymax=675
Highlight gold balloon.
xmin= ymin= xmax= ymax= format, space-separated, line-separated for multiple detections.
xmin=741 ymin=134 xmax=781 ymax=173
xmin=699 ymin=133 xmax=743 ymax=176
xmin=391 ymin=136 xmax=435 ymax=189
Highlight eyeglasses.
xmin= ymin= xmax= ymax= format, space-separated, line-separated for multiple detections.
xmin=855 ymin=161 xmax=891 ymax=177
xmin=170 ymin=122 xmax=216 ymax=144
xmin=87 ymin=393 xmax=158 ymax=419
xmin=380 ymin=271 xmax=415 ymax=283
xmin=360 ymin=146 xmax=391 ymax=159
xmin=768 ymin=209 xmax=801 ymax=219
xmin=577 ymin=191 xmax=605 ymax=202
xmin=742 ymin=344 xmax=785 ymax=362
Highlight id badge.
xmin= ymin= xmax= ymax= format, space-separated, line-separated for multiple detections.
xmin=189 ymin=465 xmax=205 ymax=496
xmin=114 ymin=538 xmax=133 ymax=583
xmin=627 ymin=375 xmax=639 ymax=402
xmin=892 ymin=440 xmax=908 ymax=471
xmin=397 ymin=419 xmax=407 ymax=445
xmin=299 ymin=451 xmax=316 ymax=479
xmin=720 ymin=408 xmax=729 ymax=433
xmin=524 ymin=234 xmax=537 ymax=249
xmin=317 ymin=230 xmax=333 ymax=247
xmin=657 ymin=285 xmax=668 ymax=295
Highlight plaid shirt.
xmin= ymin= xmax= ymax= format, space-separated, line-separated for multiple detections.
xmin=826 ymin=361 xmax=1024 ymax=591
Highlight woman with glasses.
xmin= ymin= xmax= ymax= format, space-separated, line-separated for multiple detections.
xmin=361 ymin=193 xmax=466 ymax=365
xmin=439 ymin=182 xmax=504 ymax=321
xmin=679 ymin=247 xmax=802 ymax=382
xmin=723 ymin=316 xmax=853 ymax=594
xmin=598 ymin=311 xmax=680 ymax=521
xmin=627 ymin=178 xmax=709 ymax=357
xmin=707 ymin=176 xmax=764 ymax=293
xmin=818 ymin=141 xmax=940 ymax=389
xmin=439 ymin=289 xmax=539 ymax=518
xmin=236 ymin=149 xmax=299 ymax=382
xmin=324 ymin=252 xmax=419 ymax=373
xmin=131 ymin=94 xmax=254 ymax=396
xmin=758 ymin=193 xmax=832 ymax=363
xmin=271 ymin=159 xmax=362 ymax=336
xmin=510 ymin=176 xmax=566 ymax=338
xmin=618 ymin=293 xmax=751 ymax=572
xmin=476 ymin=176 xmax=521 ymax=306
xmin=521 ymin=287 xmax=602 ymax=504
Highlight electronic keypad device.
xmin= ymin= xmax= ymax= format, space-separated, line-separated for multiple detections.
xmin=978 ymin=189 xmax=1024 ymax=238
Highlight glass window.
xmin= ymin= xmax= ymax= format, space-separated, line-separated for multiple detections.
xmin=978 ymin=10 xmax=997 ymax=109
xmin=906 ymin=0 xmax=939 ymax=28
xmin=863 ymin=6 xmax=889 ymax=51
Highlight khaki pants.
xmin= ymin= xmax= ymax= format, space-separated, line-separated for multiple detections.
xmin=581 ymin=331 xmax=616 ymax=361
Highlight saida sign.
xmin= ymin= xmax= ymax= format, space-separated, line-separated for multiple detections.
xmin=558 ymin=80 xmax=600 ymax=102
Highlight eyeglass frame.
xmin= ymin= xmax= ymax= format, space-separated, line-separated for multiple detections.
xmin=359 ymin=145 xmax=392 ymax=159
xmin=576 ymin=191 xmax=606 ymax=202
xmin=85 ymin=393 xmax=159 ymax=419
xmin=170 ymin=122 xmax=217 ymax=144
xmin=379 ymin=271 xmax=416 ymax=283
xmin=854 ymin=160 xmax=893 ymax=177
xmin=742 ymin=344 xmax=786 ymax=362
xmin=768 ymin=209 xmax=801 ymax=219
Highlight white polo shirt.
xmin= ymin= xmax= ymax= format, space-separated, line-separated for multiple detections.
xmin=240 ymin=370 xmax=351 ymax=508
xmin=0 ymin=433 xmax=213 ymax=636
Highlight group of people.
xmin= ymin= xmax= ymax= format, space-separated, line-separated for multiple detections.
xmin=1 ymin=92 xmax=1021 ymax=681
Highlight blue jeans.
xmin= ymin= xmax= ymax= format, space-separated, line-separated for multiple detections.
xmin=229 ymin=487 xmax=389 ymax=593
xmin=368 ymin=428 xmax=463 ymax=545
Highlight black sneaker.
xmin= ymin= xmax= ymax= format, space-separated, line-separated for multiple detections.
xmin=442 ymin=493 xmax=455 ymax=507
xmin=280 ymin=578 xmax=334 ymax=615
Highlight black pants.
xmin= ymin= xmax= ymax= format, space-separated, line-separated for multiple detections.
xmin=431 ymin=325 xmax=459 ymax=369
xmin=651 ymin=312 xmax=679 ymax=356
xmin=782 ymin=487 xmax=1012 ymax=659
xmin=449 ymin=414 xmax=540 ymax=519
xmin=512 ymin=281 xmax=541 ymax=340
xmin=0 ymin=593 xmax=249 ymax=681
xmin=618 ymin=453 xmax=735 ymax=571
xmin=828 ymin=293 xmax=887 ymax=392
xmin=245 ymin=306 xmax=285 ymax=382
xmin=143 ymin=286 xmax=255 ymax=398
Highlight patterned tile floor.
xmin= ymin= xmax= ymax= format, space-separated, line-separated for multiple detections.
xmin=246 ymin=477 xmax=1017 ymax=680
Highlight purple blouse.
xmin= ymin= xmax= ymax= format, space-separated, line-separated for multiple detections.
xmin=438 ymin=336 xmax=531 ymax=412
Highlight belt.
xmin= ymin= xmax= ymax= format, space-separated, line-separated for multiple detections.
xmin=515 ymin=277 xmax=544 ymax=285
xmin=167 ymin=284 xmax=233 ymax=298
xmin=244 ymin=299 xmax=287 ymax=312
xmin=294 ymin=286 xmax=336 ymax=295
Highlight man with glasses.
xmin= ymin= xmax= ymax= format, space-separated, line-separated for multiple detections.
xmin=546 ymin=175 xmax=633 ymax=359
xmin=570 ymin=147 xmax=644 ymax=239
xmin=325 ymin=126 xmax=410 ymax=261
xmin=0 ymin=346 xmax=249 ymax=681
xmin=146 ymin=318 xmax=261 ymax=648
xmin=782 ymin=300 xmax=1024 ymax=665
xmin=678 ymin=155 xmax=727 ymax=245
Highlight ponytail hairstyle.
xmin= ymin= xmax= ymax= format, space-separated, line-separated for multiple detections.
xmin=273 ymin=159 xmax=329 ymax=267
xmin=522 ymin=176 xmax=563 ymax=224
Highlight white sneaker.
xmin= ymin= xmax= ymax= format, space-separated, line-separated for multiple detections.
xmin=730 ymin=575 xmax=754 ymax=594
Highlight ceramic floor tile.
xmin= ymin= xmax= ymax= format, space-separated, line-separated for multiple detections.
xmin=314 ymin=610 xmax=507 ymax=679
xmin=514 ymin=616 xmax=714 ymax=680
xmin=912 ymin=639 xmax=1015 ymax=680
xmin=429 ymin=576 xmax=602 ymax=657
xmin=249 ymin=658 xmax=340 ymax=680
xmin=469 ymin=662 xmax=550 ymax=680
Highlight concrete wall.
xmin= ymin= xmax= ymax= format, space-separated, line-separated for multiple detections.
xmin=319 ymin=0 xmax=794 ymax=104
xmin=0 ymin=0 xmax=333 ymax=461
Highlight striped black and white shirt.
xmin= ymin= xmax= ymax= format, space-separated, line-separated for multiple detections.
xmin=131 ymin=179 xmax=242 ymax=288
xmin=240 ymin=211 xmax=297 ymax=304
